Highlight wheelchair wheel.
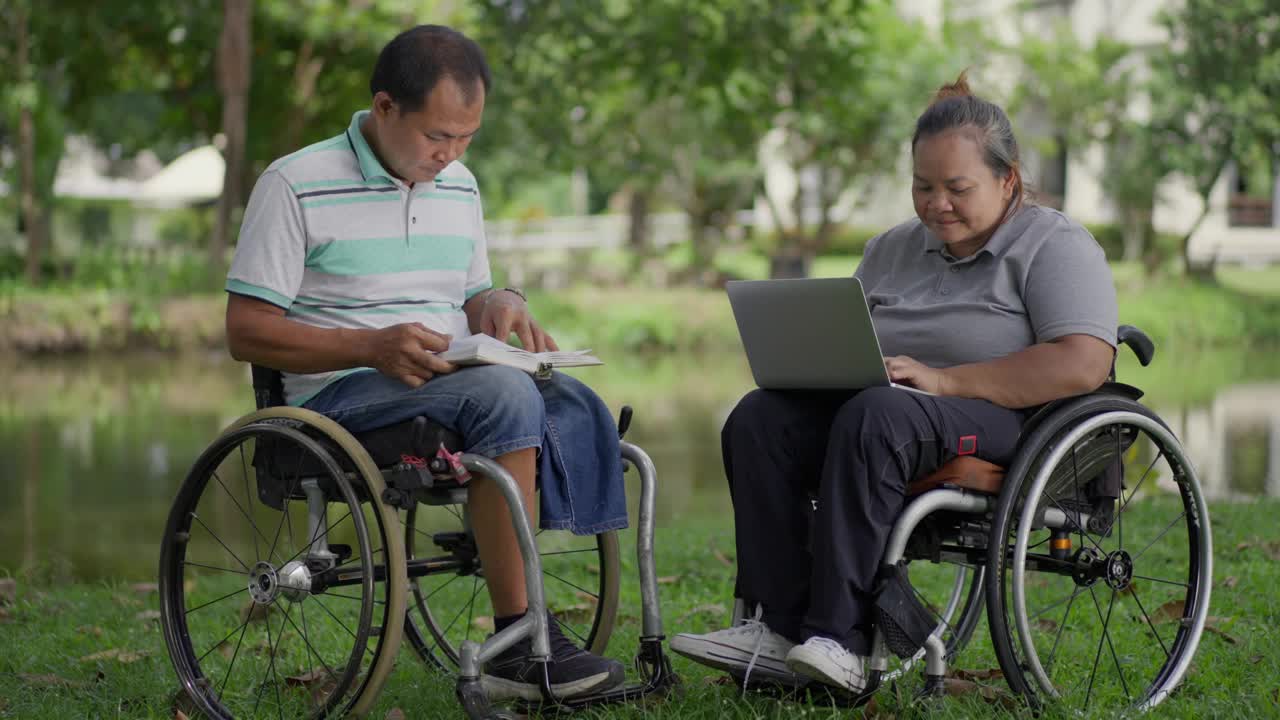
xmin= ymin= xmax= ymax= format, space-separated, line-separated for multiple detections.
xmin=986 ymin=394 xmax=1212 ymax=713
xmin=159 ymin=409 xmax=407 ymax=719
xmin=402 ymin=498 xmax=621 ymax=670
xmin=881 ymin=563 xmax=985 ymax=682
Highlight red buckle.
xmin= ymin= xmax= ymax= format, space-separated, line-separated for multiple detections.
xmin=435 ymin=445 xmax=472 ymax=484
xmin=958 ymin=435 xmax=977 ymax=455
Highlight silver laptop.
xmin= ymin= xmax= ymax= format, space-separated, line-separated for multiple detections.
xmin=725 ymin=276 xmax=932 ymax=394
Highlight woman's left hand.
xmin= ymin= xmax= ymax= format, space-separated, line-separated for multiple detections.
xmin=884 ymin=355 xmax=951 ymax=395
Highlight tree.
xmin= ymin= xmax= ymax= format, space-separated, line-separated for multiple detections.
xmin=1147 ymin=0 xmax=1280 ymax=275
xmin=213 ymin=0 xmax=253 ymax=267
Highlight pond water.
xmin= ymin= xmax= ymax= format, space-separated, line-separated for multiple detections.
xmin=2 ymin=347 xmax=1277 ymax=582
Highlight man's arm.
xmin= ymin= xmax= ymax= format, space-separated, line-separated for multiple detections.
xmin=225 ymin=293 xmax=455 ymax=388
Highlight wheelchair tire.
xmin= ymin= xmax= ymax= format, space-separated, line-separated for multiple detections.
xmin=985 ymin=394 xmax=1212 ymax=713
xmin=401 ymin=496 xmax=622 ymax=669
xmin=159 ymin=408 xmax=407 ymax=719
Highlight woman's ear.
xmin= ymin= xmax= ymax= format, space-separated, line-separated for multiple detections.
xmin=1003 ymin=166 xmax=1020 ymax=200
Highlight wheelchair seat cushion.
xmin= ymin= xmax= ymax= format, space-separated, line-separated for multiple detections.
xmin=906 ymin=456 xmax=1005 ymax=496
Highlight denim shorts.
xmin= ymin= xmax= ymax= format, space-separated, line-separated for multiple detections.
xmin=302 ymin=365 xmax=629 ymax=535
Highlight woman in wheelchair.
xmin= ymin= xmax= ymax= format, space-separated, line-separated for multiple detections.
xmin=672 ymin=73 xmax=1123 ymax=692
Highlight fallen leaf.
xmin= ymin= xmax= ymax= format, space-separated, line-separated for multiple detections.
xmin=1219 ymin=576 xmax=1239 ymax=589
xmin=707 ymin=674 xmax=735 ymax=686
xmin=657 ymin=575 xmax=681 ymax=585
xmin=1250 ymin=655 xmax=1264 ymax=664
xmin=0 ymin=607 xmax=12 ymax=623
xmin=1271 ymin=688 xmax=1278 ymax=704
xmin=1152 ymin=599 xmax=1185 ymax=622
xmin=183 ymin=579 xmax=197 ymax=593
xmin=136 ymin=610 xmax=162 ymax=622
xmin=1035 ymin=618 xmax=1059 ymax=633
xmin=131 ymin=582 xmax=159 ymax=594
xmin=77 ymin=625 xmax=105 ymax=637
xmin=385 ymin=709 xmax=407 ymax=720
xmin=471 ymin=615 xmax=495 ymax=633
xmin=1204 ymin=625 xmax=1239 ymax=645
xmin=285 ymin=668 xmax=332 ymax=687
xmin=586 ymin=564 xmax=599 ymax=575
xmin=554 ymin=603 xmax=595 ymax=623
xmin=1236 ymin=540 xmax=1255 ymax=552
xmin=711 ymin=547 xmax=734 ymax=568
xmin=19 ymin=673 xmax=93 ymax=690
xmin=942 ymin=677 xmax=1018 ymax=708
xmin=0 ymin=577 xmax=15 ymax=606
xmin=217 ymin=641 xmax=235 ymax=660
xmin=677 ymin=603 xmax=727 ymax=623
xmin=863 ymin=696 xmax=896 ymax=720
xmin=952 ymin=668 xmax=1004 ymax=682
xmin=79 ymin=648 xmax=150 ymax=664
xmin=112 ymin=594 xmax=143 ymax=609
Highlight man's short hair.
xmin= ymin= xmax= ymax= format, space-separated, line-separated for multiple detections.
xmin=370 ymin=25 xmax=491 ymax=112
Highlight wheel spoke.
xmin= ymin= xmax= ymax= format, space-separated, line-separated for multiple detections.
xmin=186 ymin=586 xmax=249 ymax=617
xmin=309 ymin=594 xmax=359 ymax=642
xmin=1083 ymin=586 xmax=1108 ymax=710
xmin=553 ymin=614 xmax=588 ymax=645
xmin=539 ymin=548 xmax=596 ymax=558
xmin=1132 ymin=512 xmax=1187 ymax=563
xmin=423 ymin=573 xmax=463 ymax=602
xmin=218 ymin=613 xmax=253 ymax=703
xmin=1131 ymin=574 xmax=1189 ymax=589
xmin=542 ymin=569 xmax=597 ymax=599
xmin=1128 ymin=585 xmax=1171 ymax=659
xmin=464 ymin=576 xmax=479 ymax=645
xmin=1045 ymin=491 xmax=1108 ymax=555
xmin=442 ymin=578 xmax=485 ymax=637
xmin=211 ymin=465 xmax=274 ymax=564
xmin=237 ymin=445 xmax=263 ymax=563
xmin=184 ymin=560 xmax=248 ymax=576
xmin=285 ymin=601 xmax=341 ymax=689
xmin=189 ymin=512 xmax=252 ymax=573
xmin=322 ymin=592 xmax=386 ymax=606
xmin=197 ymin=617 xmax=253 ymax=665
xmin=278 ymin=509 xmax=356 ymax=569
xmin=1107 ymin=445 xmax=1164 ymax=539
xmin=1099 ymin=589 xmax=1131 ymax=701
xmin=264 ymin=459 xmax=305 ymax=566
xmin=1044 ymin=584 xmax=1083 ymax=675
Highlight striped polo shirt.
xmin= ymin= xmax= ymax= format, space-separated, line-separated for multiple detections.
xmin=226 ymin=110 xmax=492 ymax=405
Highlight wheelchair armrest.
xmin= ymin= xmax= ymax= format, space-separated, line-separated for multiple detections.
xmin=250 ymin=364 xmax=287 ymax=409
xmin=1117 ymin=324 xmax=1155 ymax=367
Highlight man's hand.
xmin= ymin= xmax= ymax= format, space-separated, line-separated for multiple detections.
xmin=884 ymin=355 xmax=951 ymax=395
xmin=480 ymin=290 xmax=558 ymax=352
xmin=367 ymin=323 xmax=456 ymax=388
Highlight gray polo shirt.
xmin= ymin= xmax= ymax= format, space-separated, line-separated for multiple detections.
xmin=854 ymin=205 xmax=1117 ymax=369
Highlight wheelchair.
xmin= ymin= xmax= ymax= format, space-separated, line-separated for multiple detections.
xmin=730 ymin=325 xmax=1213 ymax=714
xmin=157 ymin=365 xmax=677 ymax=719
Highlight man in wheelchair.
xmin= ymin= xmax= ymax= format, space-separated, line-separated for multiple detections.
xmin=673 ymin=74 xmax=1122 ymax=693
xmin=223 ymin=25 xmax=626 ymax=702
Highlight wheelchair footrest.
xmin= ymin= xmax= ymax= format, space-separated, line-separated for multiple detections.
xmin=873 ymin=562 xmax=938 ymax=659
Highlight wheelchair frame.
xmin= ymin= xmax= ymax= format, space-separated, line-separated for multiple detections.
xmin=158 ymin=370 xmax=679 ymax=719
xmin=729 ymin=325 xmax=1213 ymax=714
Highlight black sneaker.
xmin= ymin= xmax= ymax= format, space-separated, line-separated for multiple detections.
xmin=481 ymin=612 xmax=625 ymax=701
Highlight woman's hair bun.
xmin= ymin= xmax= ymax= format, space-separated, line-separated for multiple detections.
xmin=930 ymin=70 xmax=973 ymax=106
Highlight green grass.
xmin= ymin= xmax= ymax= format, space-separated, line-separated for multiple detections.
xmin=1 ymin=498 xmax=1277 ymax=719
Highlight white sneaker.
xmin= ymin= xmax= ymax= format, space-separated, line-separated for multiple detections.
xmin=785 ymin=636 xmax=867 ymax=693
xmin=670 ymin=610 xmax=807 ymax=688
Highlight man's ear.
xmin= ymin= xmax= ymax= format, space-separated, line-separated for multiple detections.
xmin=371 ymin=91 xmax=397 ymax=119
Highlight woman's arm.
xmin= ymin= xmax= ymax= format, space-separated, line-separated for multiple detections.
xmin=886 ymin=333 xmax=1114 ymax=409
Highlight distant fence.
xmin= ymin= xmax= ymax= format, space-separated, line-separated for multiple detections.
xmin=485 ymin=212 xmax=691 ymax=252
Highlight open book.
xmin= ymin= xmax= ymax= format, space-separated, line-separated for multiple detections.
xmin=437 ymin=333 xmax=603 ymax=378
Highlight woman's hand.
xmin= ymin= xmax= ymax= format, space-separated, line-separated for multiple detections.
xmin=884 ymin=355 xmax=951 ymax=395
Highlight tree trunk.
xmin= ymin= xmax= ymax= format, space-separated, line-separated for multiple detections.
xmin=1119 ymin=204 xmax=1152 ymax=266
xmin=626 ymin=187 xmax=651 ymax=273
xmin=213 ymin=0 xmax=253 ymax=268
xmin=15 ymin=2 xmax=45 ymax=285
xmin=282 ymin=40 xmax=323 ymax=152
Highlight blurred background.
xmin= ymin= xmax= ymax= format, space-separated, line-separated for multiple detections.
xmin=1 ymin=0 xmax=1279 ymax=583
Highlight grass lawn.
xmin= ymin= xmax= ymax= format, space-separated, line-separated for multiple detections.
xmin=1 ymin=497 xmax=1276 ymax=719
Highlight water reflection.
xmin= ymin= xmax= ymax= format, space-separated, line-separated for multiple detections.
xmin=1 ymin=350 xmax=1276 ymax=582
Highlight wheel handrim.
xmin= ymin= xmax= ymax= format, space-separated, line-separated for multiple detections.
xmin=159 ymin=423 xmax=390 ymax=719
xmin=1010 ymin=410 xmax=1213 ymax=711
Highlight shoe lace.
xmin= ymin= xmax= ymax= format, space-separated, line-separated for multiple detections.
xmin=806 ymin=637 xmax=861 ymax=685
xmin=738 ymin=605 xmax=769 ymax=693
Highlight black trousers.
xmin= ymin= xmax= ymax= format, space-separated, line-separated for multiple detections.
xmin=722 ymin=386 xmax=1025 ymax=654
